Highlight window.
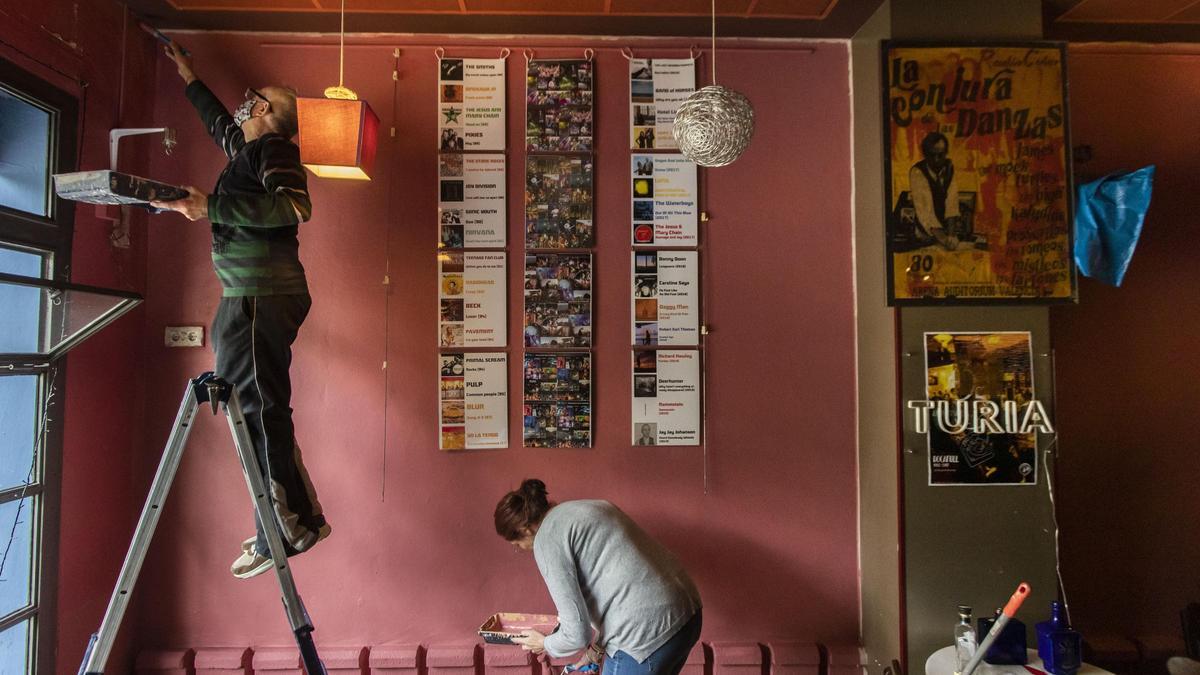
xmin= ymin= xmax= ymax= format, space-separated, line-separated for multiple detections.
xmin=0 ymin=55 xmax=78 ymax=675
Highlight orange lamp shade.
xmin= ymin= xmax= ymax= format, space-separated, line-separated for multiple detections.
xmin=297 ymin=97 xmax=380 ymax=180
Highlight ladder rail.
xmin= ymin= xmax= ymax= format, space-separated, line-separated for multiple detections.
xmin=80 ymin=380 xmax=201 ymax=675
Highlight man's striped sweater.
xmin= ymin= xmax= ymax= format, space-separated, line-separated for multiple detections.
xmin=185 ymin=80 xmax=313 ymax=297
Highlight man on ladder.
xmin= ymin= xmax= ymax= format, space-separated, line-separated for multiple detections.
xmin=152 ymin=39 xmax=331 ymax=578
xmin=80 ymin=38 xmax=332 ymax=674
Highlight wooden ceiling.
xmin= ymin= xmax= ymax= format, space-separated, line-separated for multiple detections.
xmin=163 ymin=0 xmax=838 ymax=19
xmin=124 ymin=0 xmax=885 ymax=37
xmin=1045 ymin=0 xmax=1200 ymax=40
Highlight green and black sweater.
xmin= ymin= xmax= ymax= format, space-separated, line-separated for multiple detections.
xmin=185 ymin=80 xmax=313 ymax=297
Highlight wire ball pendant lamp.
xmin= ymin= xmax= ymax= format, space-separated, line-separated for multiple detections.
xmin=673 ymin=0 xmax=756 ymax=167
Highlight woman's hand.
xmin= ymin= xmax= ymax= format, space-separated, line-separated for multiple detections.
xmin=513 ymin=629 xmax=546 ymax=654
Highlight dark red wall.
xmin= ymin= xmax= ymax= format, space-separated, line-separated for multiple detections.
xmin=0 ymin=1 xmax=158 ymax=672
xmin=132 ymin=33 xmax=859 ymax=651
xmin=1052 ymin=44 xmax=1200 ymax=646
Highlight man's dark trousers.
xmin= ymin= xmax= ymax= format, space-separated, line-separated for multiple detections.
xmin=213 ymin=294 xmax=326 ymax=557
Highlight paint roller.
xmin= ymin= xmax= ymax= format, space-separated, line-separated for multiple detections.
xmin=139 ymin=21 xmax=190 ymax=56
xmin=960 ymin=582 xmax=1031 ymax=675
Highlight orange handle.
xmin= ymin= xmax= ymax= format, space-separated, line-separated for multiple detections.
xmin=1002 ymin=582 xmax=1031 ymax=617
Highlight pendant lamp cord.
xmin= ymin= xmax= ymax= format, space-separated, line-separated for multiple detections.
xmin=339 ymin=0 xmax=346 ymax=88
xmin=710 ymin=0 xmax=717 ymax=84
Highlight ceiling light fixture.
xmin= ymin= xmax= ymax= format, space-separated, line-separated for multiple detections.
xmin=297 ymin=0 xmax=380 ymax=180
xmin=672 ymin=0 xmax=756 ymax=167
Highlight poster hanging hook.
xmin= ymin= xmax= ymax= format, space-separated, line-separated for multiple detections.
xmin=523 ymin=48 xmax=535 ymax=62
xmin=499 ymin=47 xmax=511 ymax=60
xmin=584 ymin=48 xmax=595 ymax=62
xmin=434 ymin=46 xmax=445 ymax=60
xmin=689 ymin=45 xmax=700 ymax=61
xmin=620 ymin=47 xmax=634 ymax=61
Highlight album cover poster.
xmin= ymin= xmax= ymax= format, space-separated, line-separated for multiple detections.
xmin=438 ymin=57 xmax=506 ymax=151
xmin=631 ymin=154 xmax=698 ymax=246
xmin=632 ymin=349 xmax=700 ymax=446
xmin=924 ymin=331 xmax=1037 ymax=486
xmin=438 ymin=251 xmax=506 ymax=347
xmin=883 ymin=43 xmax=1075 ymax=304
xmin=526 ymin=59 xmax=594 ymax=153
xmin=438 ymin=352 xmax=508 ymax=450
xmin=438 ymin=153 xmax=506 ymax=248
xmin=526 ymin=155 xmax=594 ymax=249
xmin=631 ymin=250 xmax=698 ymax=346
xmin=523 ymin=352 xmax=592 ymax=448
xmin=629 ymin=58 xmax=695 ymax=150
xmin=523 ymin=253 xmax=592 ymax=348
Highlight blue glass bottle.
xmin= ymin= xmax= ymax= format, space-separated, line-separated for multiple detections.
xmin=978 ymin=608 xmax=1027 ymax=665
xmin=1037 ymin=601 xmax=1082 ymax=675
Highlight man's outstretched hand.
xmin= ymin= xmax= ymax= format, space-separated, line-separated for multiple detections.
xmin=164 ymin=40 xmax=196 ymax=84
xmin=151 ymin=186 xmax=209 ymax=221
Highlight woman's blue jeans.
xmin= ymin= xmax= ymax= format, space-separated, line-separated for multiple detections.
xmin=601 ymin=611 xmax=703 ymax=675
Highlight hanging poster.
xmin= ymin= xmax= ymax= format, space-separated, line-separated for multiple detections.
xmin=438 ymin=153 xmax=506 ymax=248
xmin=438 ymin=251 xmax=506 ymax=347
xmin=523 ymin=352 xmax=592 ymax=448
xmin=883 ymin=42 xmax=1075 ymax=305
xmin=631 ymin=251 xmax=698 ymax=346
xmin=526 ymin=59 xmax=594 ymax=153
xmin=629 ymin=58 xmax=695 ymax=150
xmin=523 ymin=253 xmax=592 ymax=348
xmin=923 ymin=332 xmax=1039 ymax=485
xmin=438 ymin=57 xmax=506 ymax=151
xmin=438 ymin=352 xmax=508 ymax=450
xmin=526 ymin=155 xmax=594 ymax=249
xmin=631 ymin=154 xmax=698 ymax=246
xmin=632 ymin=349 xmax=701 ymax=446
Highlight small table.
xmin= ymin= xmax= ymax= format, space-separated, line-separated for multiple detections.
xmin=925 ymin=646 xmax=1114 ymax=675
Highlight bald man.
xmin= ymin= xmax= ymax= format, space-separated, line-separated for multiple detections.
xmin=155 ymin=41 xmax=329 ymax=580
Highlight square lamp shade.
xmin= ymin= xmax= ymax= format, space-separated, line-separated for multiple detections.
xmin=297 ymin=97 xmax=380 ymax=180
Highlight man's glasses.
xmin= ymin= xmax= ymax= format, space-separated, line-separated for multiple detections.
xmin=245 ymin=88 xmax=270 ymax=108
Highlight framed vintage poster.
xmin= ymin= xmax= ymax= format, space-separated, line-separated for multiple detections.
xmin=437 ymin=251 xmax=506 ymax=347
xmin=882 ymin=42 xmax=1076 ymax=305
xmin=629 ymin=58 xmax=695 ymax=150
xmin=631 ymin=250 xmax=698 ymax=346
xmin=631 ymin=154 xmax=698 ymax=247
xmin=526 ymin=59 xmax=593 ymax=153
xmin=525 ymin=155 xmax=594 ymax=249
xmin=523 ymin=253 xmax=592 ymax=348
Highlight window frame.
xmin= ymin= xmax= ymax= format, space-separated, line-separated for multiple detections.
xmin=0 ymin=54 xmax=79 ymax=675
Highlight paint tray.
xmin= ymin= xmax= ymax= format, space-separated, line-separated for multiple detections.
xmin=478 ymin=613 xmax=558 ymax=645
xmin=53 ymin=170 xmax=188 ymax=205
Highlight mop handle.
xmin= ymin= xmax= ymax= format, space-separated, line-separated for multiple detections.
xmin=960 ymin=582 xmax=1031 ymax=675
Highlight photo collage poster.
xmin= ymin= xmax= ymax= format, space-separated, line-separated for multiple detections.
xmin=523 ymin=253 xmax=592 ymax=348
xmin=629 ymin=58 xmax=695 ymax=150
xmin=523 ymin=352 xmax=592 ymax=448
xmin=438 ymin=57 xmax=506 ymax=151
xmin=924 ymin=331 xmax=1038 ymax=485
xmin=632 ymin=251 xmax=698 ymax=346
xmin=438 ymin=153 xmax=506 ymax=248
xmin=883 ymin=44 xmax=1074 ymax=304
xmin=525 ymin=155 xmax=594 ymax=249
xmin=631 ymin=154 xmax=698 ymax=246
xmin=632 ymin=350 xmax=701 ymax=446
xmin=439 ymin=352 xmax=508 ymax=451
xmin=438 ymin=251 xmax=506 ymax=348
xmin=526 ymin=59 xmax=594 ymax=153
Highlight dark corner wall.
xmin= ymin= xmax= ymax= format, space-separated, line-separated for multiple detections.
xmin=0 ymin=0 xmax=158 ymax=672
xmin=1052 ymin=42 xmax=1200 ymax=653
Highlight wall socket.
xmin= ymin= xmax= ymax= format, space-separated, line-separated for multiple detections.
xmin=165 ymin=326 xmax=204 ymax=348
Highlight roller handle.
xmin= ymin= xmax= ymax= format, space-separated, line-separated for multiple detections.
xmin=1002 ymin=582 xmax=1031 ymax=618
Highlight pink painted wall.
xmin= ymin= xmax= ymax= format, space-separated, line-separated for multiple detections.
xmin=0 ymin=1 xmax=158 ymax=672
xmin=133 ymin=32 xmax=857 ymax=653
xmin=1051 ymin=45 xmax=1200 ymax=646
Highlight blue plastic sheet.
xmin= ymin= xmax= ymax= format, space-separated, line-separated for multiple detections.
xmin=1074 ymin=165 xmax=1155 ymax=287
